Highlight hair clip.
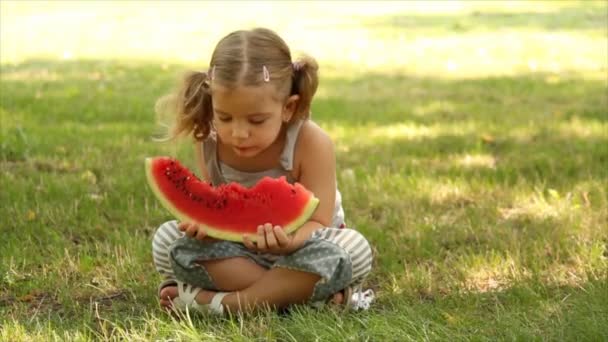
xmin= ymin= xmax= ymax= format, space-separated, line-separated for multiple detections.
xmin=292 ymin=62 xmax=302 ymax=72
xmin=262 ymin=65 xmax=270 ymax=82
xmin=208 ymin=65 xmax=215 ymax=81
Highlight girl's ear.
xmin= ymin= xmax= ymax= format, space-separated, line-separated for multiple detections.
xmin=282 ymin=94 xmax=300 ymax=122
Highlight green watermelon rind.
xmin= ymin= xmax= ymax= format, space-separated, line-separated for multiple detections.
xmin=145 ymin=157 xmax=319 ymax=242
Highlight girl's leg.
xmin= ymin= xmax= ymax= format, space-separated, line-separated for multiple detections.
xmin=159 ymin=257 xmax=268 ymax=308
xmin=157 ymin=225 xmax=365 ymax=311
xmin=152 ymin=221 xmax=184 ymax=279
xmin=213 ymin=228 xmax=372 ymax=313
xmin=154 ymin=221 xmax=266 ymax=290
xmin=199 ymin=258 xmax=266 ymax=291
xmin=154 ymin=221 xmax=266 ymax=308
xmin=194 ymin=267 xmax=321 ymax=313
xmin=160 ymin=259 xmax=347 ymax=309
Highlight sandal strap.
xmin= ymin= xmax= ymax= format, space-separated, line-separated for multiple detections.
xmin=176 ymin=281 xmax=201 ymax=307
xmin=171 ymin=281 xmax=228 ymax=315
xmin=209 ymin=292 xmax=229 ymax=314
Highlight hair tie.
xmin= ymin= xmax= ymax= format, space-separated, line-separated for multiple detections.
xmin=292 ymin=62 xmax=303 ymax=72
xmin=262 ymin=65 xmax=270 ymax=82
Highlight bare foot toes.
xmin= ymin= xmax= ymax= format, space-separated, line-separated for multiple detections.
xmin=159 ymin=286 xmax=178 ymax=309
xmin=331 ymin=292 xmax=344 ymax=304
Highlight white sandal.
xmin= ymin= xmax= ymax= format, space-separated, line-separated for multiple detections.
xmin=158 ymin=279 xmax=229 ymax=315
xmin=311 ymin=285 xmax=375 ymax=311
xmin=344 ymin=285 xmax=375 ymax=311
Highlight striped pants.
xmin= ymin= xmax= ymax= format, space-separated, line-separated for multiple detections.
xmin=152 ymin=221 xmax=373 ymax=302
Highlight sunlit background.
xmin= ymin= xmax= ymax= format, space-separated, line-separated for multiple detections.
xmin=2 ymin=0 xmax=606 ymax=79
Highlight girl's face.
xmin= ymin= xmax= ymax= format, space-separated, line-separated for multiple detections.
xmin=211 ymin=84 xmax=298 ymax=158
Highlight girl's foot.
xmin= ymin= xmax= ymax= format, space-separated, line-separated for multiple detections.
xmin=331 ymin=291 xmax=344 ymax=304
xmin=159 ymin=285 xmax=178 ymax=309
xmin=159 ymin=285 xmax=217 ymax=309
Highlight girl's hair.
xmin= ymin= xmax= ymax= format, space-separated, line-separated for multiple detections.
xmin=156 ymin=28 xmax=318 ymax=142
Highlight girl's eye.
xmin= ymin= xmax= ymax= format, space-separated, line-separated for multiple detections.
xmin=217 ymin=117 xmax=231 ymax=122
xmin=250 ymin=119 xmax=266 ymax=125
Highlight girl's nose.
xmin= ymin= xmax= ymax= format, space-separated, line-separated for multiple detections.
xmin=232 ymin=123 xmax=249 ymax=139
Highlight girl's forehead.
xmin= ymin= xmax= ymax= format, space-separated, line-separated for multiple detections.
xmin=212 ymin=83 xmax=276 ymax=97
xmin=211 ymin=84 xmax=282 ymax=113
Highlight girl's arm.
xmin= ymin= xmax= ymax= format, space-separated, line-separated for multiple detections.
xmin=241 ymin=121 xmax=337 ymax=253
xmin=290 ymin=121 xmax=337 ymax=246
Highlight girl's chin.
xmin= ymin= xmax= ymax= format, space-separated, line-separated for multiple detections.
xmin=233 ymin=146 xmax=259 ymax=156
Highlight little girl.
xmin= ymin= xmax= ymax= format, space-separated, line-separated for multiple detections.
xmin=152 ymin=28 xmax=373 ymax=315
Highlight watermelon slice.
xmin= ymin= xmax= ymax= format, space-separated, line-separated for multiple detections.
xmin=145 ymin=156 xmax=319 ymax=242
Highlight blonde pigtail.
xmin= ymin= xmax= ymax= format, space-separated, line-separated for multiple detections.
xmin=155 ymin=71 xmax=214 ymax=142
xmin=180 ymin=71 xmax=214 ymax=141
xmin=292 ymin=55 xmax=319 ymax=120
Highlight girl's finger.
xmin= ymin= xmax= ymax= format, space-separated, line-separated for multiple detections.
xmin=274 ymin=225 xmax=289 ymax=247
xmin=265 ymin=225 xmax=278 ymax=249
xmin=256 ymin=225 xmax=267 ymax=251
xmin=194 ymin=227 xmax=207 ymax=241
xmin=177 ymin=222 xmax=189 ymax=231
xmin=243 ymin=235 xmax=256 ymax=250
xmin=185 ymin=224 xmax=198 ymax=238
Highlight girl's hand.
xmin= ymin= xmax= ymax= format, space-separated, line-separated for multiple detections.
xmin=242 ymin=223 xmax=302 ymax=255
xmin=178 ymin=222 xmax=218 ymax=242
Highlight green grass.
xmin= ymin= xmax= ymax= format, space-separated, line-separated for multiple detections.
xmin=1 ymin=1 xmax=607 ymax=341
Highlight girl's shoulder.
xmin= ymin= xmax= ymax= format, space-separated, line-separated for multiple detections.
xmin=296 ymin=120 xmax=332 ymax=147
xmin=292 ymin=120 xmax=335 ymax=175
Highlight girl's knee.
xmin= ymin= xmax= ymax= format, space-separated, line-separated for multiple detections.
xmin=152 ymin=221 xmax=182 ymax=277
xmin=341 ymin=229 xmax=373 ymax=282
xmin=319 ymin=228 xmax=373 ymax=283
xmin=153 ymin=220 xmax=183 ymax=249
xmin=199 ymin=257 xmax=267 ymax=291
xmin=322 ymin=228 xmax=372 ymax=255
xmin=155 ymin=220 xmax=180 ymax=236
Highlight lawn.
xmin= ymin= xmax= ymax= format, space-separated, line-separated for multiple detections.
xmin=1 ymin=1 xmax=607 ymax=340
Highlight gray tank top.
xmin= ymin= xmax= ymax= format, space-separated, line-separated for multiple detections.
xmin=202 ymin=120 xmax=345 ymax=228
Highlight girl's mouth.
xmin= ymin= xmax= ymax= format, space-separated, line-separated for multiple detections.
xmin=235 ymin=146 xmax=254 ymax=153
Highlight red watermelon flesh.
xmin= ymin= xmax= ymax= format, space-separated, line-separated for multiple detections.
xmin=145 ymin=156 xmax=319 ymax=242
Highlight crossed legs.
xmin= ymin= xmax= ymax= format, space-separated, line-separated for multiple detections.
xmin=159 ymin=257 xmax=323 ymax=313
xmin=154 ymin=221 xmax=349 ymax=314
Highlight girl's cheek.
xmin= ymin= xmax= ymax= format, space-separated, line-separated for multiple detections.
xmin=217 ymin=127 xmax=230 ymax=138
